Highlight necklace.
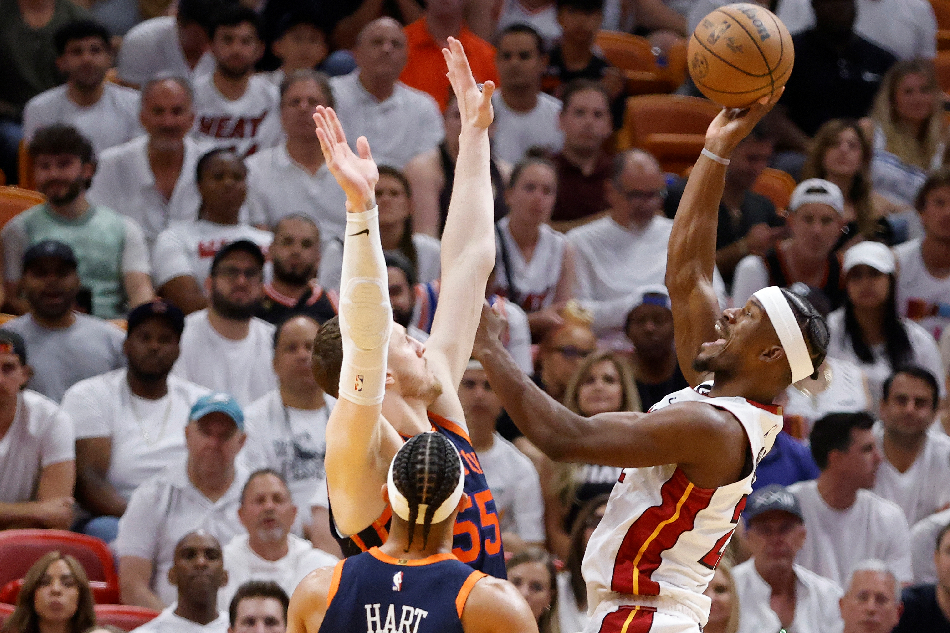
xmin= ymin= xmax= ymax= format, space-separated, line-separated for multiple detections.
xmin=794 ymin=362 xmax=834 ymax=407
xmin=127 ymin=386 xmax=173 ymax=445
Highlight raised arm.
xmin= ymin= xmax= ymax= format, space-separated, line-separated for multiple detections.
xmin=666 ymin=94 xmax=781 ymax=386
xmin=425 ymin=38 xmax=497 ymax=407
xmin=314 ymin=106 xmax=404 ymax=536
xmin=472 ymin=304 xmax=747 ymax=488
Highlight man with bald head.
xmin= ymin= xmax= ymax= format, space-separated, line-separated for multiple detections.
xmin=89 ymin=75 xmax=205 ymax=248
xmin=839 ymin=561 xmax=902 ymax=633
xmin=328 ymin=17 xmax=444 ymax=170
xmin=131 ymin=531 xmax=230 ymax=633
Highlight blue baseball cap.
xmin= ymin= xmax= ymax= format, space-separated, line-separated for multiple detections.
xmin=189 ymin=393 xmax=244 ymax=430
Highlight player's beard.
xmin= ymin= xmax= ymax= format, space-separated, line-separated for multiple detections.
xmin=217 ymin=60 xmax=253 ymax=80
xmin=398 ymin=368 xmax=443 ymax=403
xmin=40 ymin=176 xmax=85 ymax=206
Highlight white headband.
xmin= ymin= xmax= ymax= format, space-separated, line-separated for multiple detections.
xmin=752 ymin=287 xmax=814 ymax=384
xmin=387 ymin=435 xmax=466 ymax=525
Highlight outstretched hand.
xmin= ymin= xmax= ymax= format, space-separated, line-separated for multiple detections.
xmin=313 ymin=105 xmax=378 ymax=212
xmin=704 ymin=88 xmax=783 ymax=158
xmin=442 ymin=37 xmax=494 ymax=130
xmin=472 ymin=301 xmax=508 ymax=361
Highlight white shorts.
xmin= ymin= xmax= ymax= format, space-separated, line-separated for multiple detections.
xmin=586 ymin=605 xmax=700 ymax=633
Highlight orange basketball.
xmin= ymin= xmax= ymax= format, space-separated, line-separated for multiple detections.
xmin=687 ymin=3 xmax=794 ymax=108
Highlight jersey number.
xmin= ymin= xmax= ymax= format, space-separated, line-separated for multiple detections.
xmin=698 ymin=495 xmax=747 ymax=569
xmin=453 ymin=490 xmax=501 ymax=563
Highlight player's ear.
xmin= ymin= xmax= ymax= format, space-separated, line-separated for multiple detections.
xmin=385 ymin=367 xmax=395 ymax=386
xmin=381 ymin=484 xmax=389 ymax=503
xmin=457 ymin=492 xmax=470 ymax=512
xmin=760 ymin=344 xmax=784 ymax=364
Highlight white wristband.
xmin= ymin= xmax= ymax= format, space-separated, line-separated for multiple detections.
xmin=701 ymin=148 xmax=731 ymax=166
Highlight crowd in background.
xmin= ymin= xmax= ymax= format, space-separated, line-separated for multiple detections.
xmin=2 ymin=0 xmax=950 ymax=631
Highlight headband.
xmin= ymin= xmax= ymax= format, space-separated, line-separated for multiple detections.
xmin=387 ymin=435 xmax=466 ymax=525
xmin=752 ymin=287 xmax=814 ymax=384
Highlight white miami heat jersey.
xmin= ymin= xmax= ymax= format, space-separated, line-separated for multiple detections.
xmin=191 ymin=74 xmax=281 ymax=158
xmin=493 ymin=216 xmax=566 ymax=312
xmin=582 ymin=383 xmax=782 ymax=629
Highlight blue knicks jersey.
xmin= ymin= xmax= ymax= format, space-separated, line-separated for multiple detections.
xmin=319 ymin=547 xmax=487 ymax=633
xmin=331 ymin=413 xmax=507 ymax=579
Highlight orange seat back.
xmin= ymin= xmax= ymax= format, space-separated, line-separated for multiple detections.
xmin=752 ymin=168 xmax=797 ymax=214
xmin=619 ymin=95 xmax=721 ymax=172
xmin=0 ymin=186 xmax=45 ymax=231
xmin=17 ymin=141 xmax=34 ymax=191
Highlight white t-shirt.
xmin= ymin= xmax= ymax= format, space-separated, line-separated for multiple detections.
xmin=320 ymin=233 xmax=442 ymax=291
xmin=245 ymin=143 xmax=348 ymax=240
xmin=494 ymin=217 xmax=566 ymax=313
xmin=329 ymin=71 xmax=444 ymax=169
xmin=241 ymin=390 xmax=334 ymax=531
xmin=63 ymin=369 xmax=210 ymax=501
xmin=871 ymin=127 xmax=944 ymax=210
xmin=896 ymin=238 xmax=950 ymax=339
xmin=777 ymin=0 xmax=937 ymax=60
xmin=117 ymin=17 xmax=216 ymax=87
xmin=909 ymin=506 xmax=950 ymax=583
xmin=131 ymin=606 xmax=228 ymax=633
xmin=0 ymin=390 xmax=74 ymax=503
xmin=495 ymin=0 xmax=563 ymax=47
xmin=873 ymin=424 xmax=950 ymax=525
xmin=152 ymin=219 xmax=273 ymax=289
xmin=23 ymin=84 xmax=141 ymax=156
xmin=733 ymin=559 xmax=843 ymax=633
xmin=476 ymin=433 xmax=545 ymax=543
xmin=88 ymin=135 xmax=205 ymax=249
xmin=489 ymin=91 xmax=563 ymax=165
xmin=781 ymin=358 xmax=871 ymax=437
xmin=825 ymin=308 xmax=945 ymax=407
xmin=220 ymin=533 xmax=337 ymax=608
xmin=788 ymin=479 xmax=913 ymax=585
xmin=115 ymin=458 xmax=248 ymax=607
xmin=171 ymin=310 xmax=277 ymax=407
xmin=556 ymin=571 xmax=589 ymax=633
xmin=191 ymin=73 xmax=282 ymax=158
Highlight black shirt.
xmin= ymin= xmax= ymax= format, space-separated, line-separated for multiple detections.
xmin=780 ymin=30 xmax=897 ymax=137
xmin=894 ymin=585 xmax=950 ymax=633
xmin=636 ymin=364 xmax=690 ymax=412
xmin=256 ymin=282 xmax=338 ymax=326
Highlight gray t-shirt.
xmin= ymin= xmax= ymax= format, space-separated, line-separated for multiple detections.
xmin=2 ymin=314 xmax=125 ymax=402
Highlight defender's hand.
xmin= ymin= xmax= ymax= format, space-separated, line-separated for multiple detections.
xmin=472 ymin=302 xmax=508 ymax=360
xmin=442 ymin=37 xmax=494 ymax=130
xmin=313 ymin=106 xmax=379 ymax=211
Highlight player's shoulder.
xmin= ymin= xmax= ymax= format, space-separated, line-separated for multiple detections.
xmin=292 ymin=562 xmax=338 ymax=605
xmin=462 ymin=574 xmax=535 ymax=631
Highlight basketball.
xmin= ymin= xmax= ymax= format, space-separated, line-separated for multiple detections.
xmin=687 ymin=3 xmax=794 ymax=108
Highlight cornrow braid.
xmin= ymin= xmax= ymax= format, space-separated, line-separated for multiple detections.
xmin=391 ymin=432 xmax=463 ymax=552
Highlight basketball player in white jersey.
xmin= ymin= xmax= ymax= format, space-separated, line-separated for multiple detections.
xmin=472 ymin=93 xmax=830 ymax=633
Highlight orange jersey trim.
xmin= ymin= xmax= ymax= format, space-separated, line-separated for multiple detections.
xmin=368 ymin=547 xmax=457 ymax=567
xmin=455 ymin=571 xmax=488 ymax=618
xmin=325 ymin=560 xmax=345 ymax=609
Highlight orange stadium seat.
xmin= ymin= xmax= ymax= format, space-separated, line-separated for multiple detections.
xmin=932 ymin=0 xmax=950 ymax=29
xmin=17 ymin=141 xmax=34 ymax=191
xmin=936 ymin=53 xmax=950 ymax=94
xmin=752 ymin=168 xmax=797 ymax=214
xmin=618 ymin=95 xmax=721 ymax=174
xmin=938 ymin=29 xmax=950 ymax=51
xmin=0 ymin=530 xmax=120 ymax=605
xmin=94 ymin=605 xmax=161 ymax=631
xmin=0 ymin=186 xmax=44 ymax=231
xmin=594 ymin=31 xmax=686 ymax=94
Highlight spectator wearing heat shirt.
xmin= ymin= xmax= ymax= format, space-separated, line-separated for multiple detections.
xmin=152 ymin=149 xmax=272 ymax=315
xmin=192 ymin=5 xmax=281 ymax=158
xmin=23 ymin=19 xmax=140 ymax=157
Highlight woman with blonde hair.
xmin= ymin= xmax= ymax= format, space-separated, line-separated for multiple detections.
xmin=801 ymin=119 xmax=897 ymax=246
xmin=868 ymin=58 xmax=946 ymax=212
xmin=2 ymin=552 xmax=96 ymax=633
xmin=507 ymin=548 xmax=561 ymax=633
xmin=702 ymin=560 xmax=740 ymax=633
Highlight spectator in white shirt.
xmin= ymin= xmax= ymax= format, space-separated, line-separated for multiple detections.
xmin=192 ymin=6 xmax=281 ymax=158
xmin=242 ymin=315 xmax=336 ymax=546
xmin=789 ymin=411 xmax=913 ymax=586
xmin=131 ymin=531 xmax=230 ymax=633
xmin=117 ymin=393 xmax=249 ymax=610
xmin=873 ymin=367 xmax=950 ymax=525
xmin=245 ymin=70 xmax=347 ymax=242
xmin=221 ymin=470 xmax=336 ymax=608
xmin=153 ymin=149 xmax=273 ymax=314
xmin=88 ymin=75 xmax=203 ymax=249
xmin=839 ymin=560 xmax=903 ymax=633
xmin=458 ymin=360 xmax=545 ymax=553
xmin=733 ymin=484 xmax=844 ymax=633
xmin=116 ymin=0 xmax=221 ymax=88
xmin=0 ymin=329 xmax=75 ymax=530
xmin=65 ymin=300 xmax=209 ymax=544
xmin=226 ymin=581 xmax=289 ymax=633
xmin=490 ymin=24 xmax=563 ymax=165
xmin=24 ymin=19 xmax=140 ymax=156
xmin=171 ymin=241 xmax=277 ymax=406
xmin=329 ymin=18 xmax=444 ymax=170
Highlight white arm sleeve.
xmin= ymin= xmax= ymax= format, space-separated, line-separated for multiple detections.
xmin=337 ymin=207 xmax=392 ymax=406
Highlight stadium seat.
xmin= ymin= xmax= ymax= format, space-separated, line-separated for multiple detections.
xmin=0 ymin=602 xmax=14 ymax=626
xmin=594 ymin=31 xmax=687 ymax=94
xmin=932 ymin=0 xmax=950 ymax=30
xmin=0 ymin=530 xmax=120 ymax=605
xmin=94 ymin=605 xmax=161 ymax=631
xmin=17 ymin=140 xmax=34 ymax=191
xmin=0 ymin=186 xmax=45 ymax=231
xmin=618 ymin=95 xmax=721 ymax=174
xmin=935 ymin=53 xmax=950 ymax=94
xmin=752 ymin=168 xmax=797 ymax=214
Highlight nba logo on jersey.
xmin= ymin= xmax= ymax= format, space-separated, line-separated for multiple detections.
xmin=392 ymin=571 xmax=403 ymax=592
xmin=355 ymin=375 xmax=364 ymax=392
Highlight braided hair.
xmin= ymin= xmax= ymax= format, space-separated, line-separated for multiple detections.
xmin=781 ymin=288 xmax=830 ymax=380
xmin=390 ymin=432 xmax=464 ymax=551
